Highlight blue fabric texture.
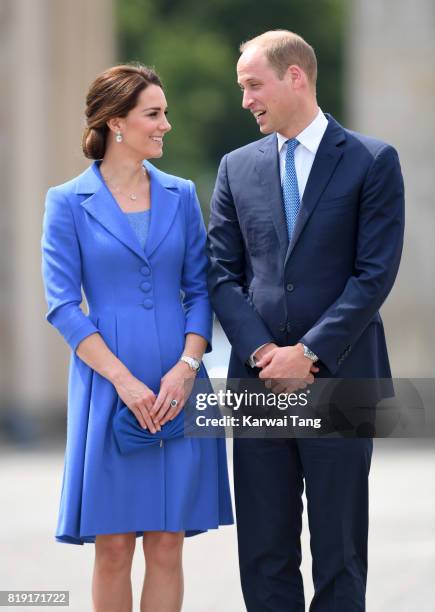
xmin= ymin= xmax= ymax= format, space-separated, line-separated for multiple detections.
xmin=41 ymin=160 xmax=234 ymax=544
xmin=126 ymin=209 xmax=150 ymax=250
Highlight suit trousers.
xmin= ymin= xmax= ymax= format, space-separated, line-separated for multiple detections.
xmin=234 ymin=436 xmax=373 ymax=612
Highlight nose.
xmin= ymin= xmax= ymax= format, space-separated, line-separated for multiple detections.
xmin=162 ymin=116 xmax=171 ymax=132
xmin=242 ymin=90 xmax=253 ymax=110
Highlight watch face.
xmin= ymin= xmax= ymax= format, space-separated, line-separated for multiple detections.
xmin=183 ymin=356 xmax=200 ymax=371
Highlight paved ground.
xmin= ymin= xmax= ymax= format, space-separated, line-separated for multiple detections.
xmin=0 ymin=439 xmax=434 ymax=611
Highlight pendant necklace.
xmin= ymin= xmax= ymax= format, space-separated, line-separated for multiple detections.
xmin=102 ymin=167 xmax=147 ymax=201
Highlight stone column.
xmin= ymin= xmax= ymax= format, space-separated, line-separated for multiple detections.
xmin=1 ymin=0 xmax=114 ymax=420
xmin=346 ymin=0 xmax=435 ymax=376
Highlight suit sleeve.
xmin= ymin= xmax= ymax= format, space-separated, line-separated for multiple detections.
xmin=180 ymin=180 xmax=213 ymax=352
xmin=207 ymin=155 xmax=274 ymax=364
xmin=41 ymin=187 xmax=99 ymax=351
xmin=300 ymin=145 xmax=405 ymax=374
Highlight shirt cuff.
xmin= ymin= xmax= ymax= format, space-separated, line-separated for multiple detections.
xmin=248 ymin=343 xmax=269 ymax=368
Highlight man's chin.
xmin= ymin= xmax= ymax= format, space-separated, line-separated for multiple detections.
xmin=258 ymin=123 xmax=273 ymax=135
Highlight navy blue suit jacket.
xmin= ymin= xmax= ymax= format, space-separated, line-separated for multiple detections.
xmin=207 ymin=115 xmax=404 ymax=379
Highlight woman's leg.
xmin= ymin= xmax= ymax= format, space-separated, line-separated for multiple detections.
xmin=141 ymin=531 xmax=185 ymax=612
xmin=92 ymin=532 xmax=136 ymax=612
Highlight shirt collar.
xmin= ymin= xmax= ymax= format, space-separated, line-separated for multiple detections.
xmin=277 ymin=108 xmax=328 ymax=154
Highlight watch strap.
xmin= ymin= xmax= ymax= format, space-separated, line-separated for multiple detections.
xmin=302 ymin=344 xmax=319 ymax=362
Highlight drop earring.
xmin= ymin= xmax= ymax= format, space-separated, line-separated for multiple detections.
xmin=115 ymin=131 xmax=123 ymax=143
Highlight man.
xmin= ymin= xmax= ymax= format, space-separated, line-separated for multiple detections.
xmin=207 ymin=30 xmax=404 ymax=611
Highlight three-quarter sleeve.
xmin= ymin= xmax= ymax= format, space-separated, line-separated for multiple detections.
xmin=41 ymin=187 xmax=99 ymax=351
xmin=180 ymin=181 xmax=213 ymax=351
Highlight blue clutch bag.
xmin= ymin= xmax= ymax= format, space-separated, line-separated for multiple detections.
xmin=113 ymin=401 xmax=190 ymax=454
xmin=112 ymin=374 xmax=218 ymax=454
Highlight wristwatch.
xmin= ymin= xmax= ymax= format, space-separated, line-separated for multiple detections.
xmin=180 ymin=355 xmax=201 ymax=372
xmin=302 ymin=344 xmax=319 ymax=363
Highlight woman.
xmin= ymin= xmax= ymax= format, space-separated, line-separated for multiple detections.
xmin=41 ymin=64 xmax=233 ymax=612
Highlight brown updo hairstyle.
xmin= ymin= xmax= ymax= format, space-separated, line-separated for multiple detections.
xmin=82 ymin=63 xmax=163 ymax=160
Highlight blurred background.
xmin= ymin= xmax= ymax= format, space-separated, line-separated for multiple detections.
xmin=0 ymin=0 xmax=434 ymax=610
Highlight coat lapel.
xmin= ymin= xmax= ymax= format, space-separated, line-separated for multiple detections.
xmin=143 ymin=161 xmax=180 ymax=258
xmin=285 ymin=115 xmax=346 ymax=263
xmin=76 ymin=161 xmax=180 ymax=262
xmin=255 ymin=134 xmax=289 ymax=256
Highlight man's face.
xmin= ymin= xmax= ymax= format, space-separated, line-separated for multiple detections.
xmin=237 ymin=46 xmax=294 ymax=134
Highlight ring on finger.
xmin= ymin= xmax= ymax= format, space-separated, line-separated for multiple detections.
xmin=170 ymin=399 xmax=178 ymax=408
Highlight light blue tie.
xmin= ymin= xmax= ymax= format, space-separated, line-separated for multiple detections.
xmin=282 ymin=138 xmax=300 ymax=241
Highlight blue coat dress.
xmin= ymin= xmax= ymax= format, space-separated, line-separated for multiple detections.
xmin=41 ymin=160 xmax=234 ymax=545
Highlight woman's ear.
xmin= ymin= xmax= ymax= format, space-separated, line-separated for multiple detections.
xmin=106 ymin=117 xmax=123 ymax=134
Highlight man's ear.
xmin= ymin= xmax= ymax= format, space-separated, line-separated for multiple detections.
xmin=286 ymin=64 xmax=304 ymax=89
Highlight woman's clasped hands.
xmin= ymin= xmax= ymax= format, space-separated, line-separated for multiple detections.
xmin=113 ymin=361 xmax=197 ymax=433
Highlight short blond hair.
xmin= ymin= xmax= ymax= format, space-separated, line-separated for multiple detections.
xmin=240 ymin=30 xmax=317 ymax=86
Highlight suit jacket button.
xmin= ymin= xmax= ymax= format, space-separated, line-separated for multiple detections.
xmin=140 ymin=281 xmax=151 ymax=293
xmin=286 ymin=283 xmax=294 ymax=292
xmin=140 ymin=265 xmax=151 ymax=276
xmin=143 ymin=299 xmax=154 ymax=309
xmin=279 ymin=324 xmax=286 ymax=332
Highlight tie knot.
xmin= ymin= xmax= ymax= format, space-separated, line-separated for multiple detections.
xmin=286 ymin=138 xmax=299 ymax=154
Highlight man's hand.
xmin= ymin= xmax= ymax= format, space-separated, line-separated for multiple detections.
xmin=253 ymin=342 xmax=278 ymax=363
xmin=256 ymin=343 xmax=319 ymax=393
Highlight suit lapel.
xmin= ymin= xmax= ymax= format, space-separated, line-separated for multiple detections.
xmin=255 ymin=134 xmax=289 ymax=256
xmin=285 ymin=115 xmax=346 ymax=263
xmin=76 ymin=161 xmax=179 ymax=262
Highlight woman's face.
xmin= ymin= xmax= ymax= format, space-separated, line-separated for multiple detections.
xmin=115 ymin=84 xmax=171 ymax=159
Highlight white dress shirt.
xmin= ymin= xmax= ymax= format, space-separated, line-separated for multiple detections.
xmin=277 ymin=108 xmax=328 ymax=197
xmin=249 ymin=109 xmax=328 ymax=367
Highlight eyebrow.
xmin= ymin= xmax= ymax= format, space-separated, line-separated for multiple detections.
xmin=142 ymin=106 xmax=168 ymax=112
xmin=237 ymin=77 xmax=261 ymax=86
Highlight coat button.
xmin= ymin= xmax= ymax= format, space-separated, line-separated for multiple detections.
xmin=286 ymin=283 xmax=294 ymax=292
xmin=286 ymin=323 xmax=292 ymax=332
xmin=140 ymin=265 xmax=151 ymax=276
xmin=279 ymin=324 xmax=286 ymax=332
xmin=143 ymin=299 xmax=154 ymax=309
xmin=140 ymin=281 xmax=151 ymax=293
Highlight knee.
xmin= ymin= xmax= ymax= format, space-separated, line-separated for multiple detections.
xmin=95 ymin=533 xmax=136 ymax=572
xmin=143 ymin=532 xmax=183 ymax=571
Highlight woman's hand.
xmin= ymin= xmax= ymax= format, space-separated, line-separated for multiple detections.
xmin=113 ymin=373 xmax=159 ymax=433
xmin=150 ymin=361 xmax=197 ymax=426
xmin=74 ymin=333 xmax=160 ymax=432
